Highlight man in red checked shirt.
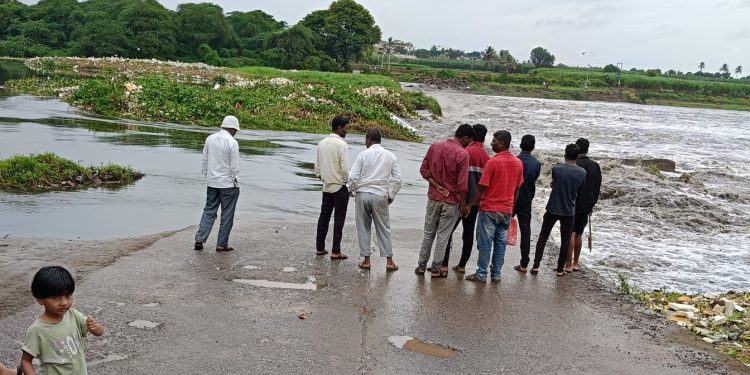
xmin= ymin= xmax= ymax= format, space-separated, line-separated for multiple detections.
xmin=415 ymin=124 xmax=474 ymax=278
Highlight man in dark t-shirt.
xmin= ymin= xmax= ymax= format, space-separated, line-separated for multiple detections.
xmin=512 ymin=135 xmax=541 ymax=273
xmin=565 ymin=138 xmax=602 ymax=272
xmin=532 ymin=144 xmax=587 ymax=276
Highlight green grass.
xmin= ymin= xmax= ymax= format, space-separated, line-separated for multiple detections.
xmin=6 ymin=59 xmax=444 ymax=142
xmin=0 ymin=153 xmax=143 ymax=191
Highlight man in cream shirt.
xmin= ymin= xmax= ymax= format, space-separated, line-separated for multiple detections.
xmin=315 ymin=116 xmax=351 ymax=259
xmin=194 ymin=115 xmax=241 ymax=252
xmin=348 ymin=128 xmax=402 ymax=271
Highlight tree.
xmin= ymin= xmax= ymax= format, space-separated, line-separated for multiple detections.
xmin=176 ymin=3 xmax=233 ymax=58
xmin=698 ymin=61 xmax=705 ymax=72
xmin=72 ymin=13 xmax=129 ymax=57
xmin=118 ymin=0 xmax=177 ymax=59
xmin=318 ymin=0 xmax=381 ymax=70
xmin=263 ymin=24 xmax=333 ymax=71
xmin=530 ymin=47 xmax=555 ymax=67
xmin=496 ymin=50 xmax=517 ymax=73
xmin=603 ymin=64 xmax=620 ymax=73
xmin=735 ymin=65 xmax=743 ymax=77
xmin=720 ymin=63 xmax=729 ymax=74
xmin=482 ymin=46 xmax=496 ymax=71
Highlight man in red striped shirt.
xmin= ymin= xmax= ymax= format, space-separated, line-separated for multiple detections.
xmin=465 ymin=130 xmax=524 ymax=283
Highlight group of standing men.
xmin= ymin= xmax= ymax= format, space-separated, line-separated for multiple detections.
xmin=193 ymin=115 xmax=601 ymax=282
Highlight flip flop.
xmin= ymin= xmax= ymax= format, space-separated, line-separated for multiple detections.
xmin=452 ymin=265 xmax=465 ymax=273
xmin=572 ymin=266 xmax=581 ymax=272
xmin=415 ymin=266 xmax=426 ymax=275
xmin=386 ymin=264 xmax=399 ymax=272
xmin=358 ymin=262 xmax=371 ymax=270
xmin=330 ymin=254 xmax=348 ymax=260
xmin=514 ymin=265 xmax=527 ymax=273
xmin=216 ymin=246 xmax=234 ymax=252
xmin=556 ymin=270 xmax=566 ymax=277
xmin=530 ymin=268 xmax=539 ymax=275
xmin=316 ymin=249 xmax=329 ymax=255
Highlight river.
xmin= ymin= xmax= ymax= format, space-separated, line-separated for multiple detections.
xmin=2 ymin=62 xmax=749 ymax=293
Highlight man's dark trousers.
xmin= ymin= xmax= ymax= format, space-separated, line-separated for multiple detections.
xmin=533 ymin=211 xmax=574 ymax=272
xmin=441 ymin=205 xmax=480 ymax=268
xmin=515 ymin=203 xmax=533 ymax=268
xmin=316 ymin=185 xmax=350 ymax=253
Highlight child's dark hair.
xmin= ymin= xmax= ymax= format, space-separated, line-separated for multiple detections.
xmin=31 ymin=266 xmax=75 ymax=299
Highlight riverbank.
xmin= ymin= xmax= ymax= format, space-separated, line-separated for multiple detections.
xmin=3 ymin=57 xmax=443 ymax=142
xmin=386 ymin=68 xmax=750 ymax=112
xmin=1 ymin=220 xmax=747 ymax=374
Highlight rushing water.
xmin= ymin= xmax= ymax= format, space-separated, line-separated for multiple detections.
xmin=418 ymin=89 xmax=750 ymax=293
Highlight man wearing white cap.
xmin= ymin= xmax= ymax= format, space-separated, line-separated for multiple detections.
xmin=194 ymin=115 xmax=241 ymax=252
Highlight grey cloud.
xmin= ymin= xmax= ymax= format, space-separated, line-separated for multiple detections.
xmin=533 ymin=16 xmax=608 ymax=31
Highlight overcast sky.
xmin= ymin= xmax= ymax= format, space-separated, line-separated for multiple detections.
xmin=20 ymin=0 xmax=750 ymax=73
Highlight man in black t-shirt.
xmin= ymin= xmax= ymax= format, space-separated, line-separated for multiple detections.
xmin=565 ymin=138 xmax=602 ymax=272
xmin=532 ymin=144 xmax=587 ymax=276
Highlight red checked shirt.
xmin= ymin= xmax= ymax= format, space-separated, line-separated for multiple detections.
xmin=478 ymin=150 xmax=524 ymax=214
xmin=420 ymin=138 xmax=470 ymax=205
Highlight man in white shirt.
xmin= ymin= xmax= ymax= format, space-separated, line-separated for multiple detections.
xmin=194 ymin=115 xmax=241 ymax=252
xmin=348 ymin=128 xmax=402 ymax=271
xmin=315 ymin=116 xmax=351 ymax=259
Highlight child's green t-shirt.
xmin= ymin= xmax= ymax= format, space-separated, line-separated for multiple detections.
xmin=22 ymin=308 xmax=89 ymax=375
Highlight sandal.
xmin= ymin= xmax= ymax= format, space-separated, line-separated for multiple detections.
xmin=556 ymin=270 xmax=566 ymax=277
xmin=514 ymin=265 xmax=527 ymax=273
xmin=358 ymin=262 xmax=371 ymax=270
xmin=316 ymin=249 xmax=329 ymax=255
xmin=465 ymin=273 xmax=485 ymax=282
xmin=530 ymin=268 xmax=539 ymax=275
xmin=330 ymin=253 xmax=348 ymax=260
xmin=386 ymin=264 xmax=399 ymax=272
xmin=572 ymin=265 xmax=581 ymax=272
xmin=431 ymin=270 xmax=448 ymax=278
xmin=452 ymin=265 xmax=465 ymax=273
xmin=415 ymin=266 xmax=426 ymax=275
xmin=216 ymin=246 xmax=234 ymax=252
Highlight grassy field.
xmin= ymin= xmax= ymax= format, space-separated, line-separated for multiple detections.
xmin=5 ymin=58 xmax=443 ymax=142
xmin=0 ymin=153 xmax=143 ymax=191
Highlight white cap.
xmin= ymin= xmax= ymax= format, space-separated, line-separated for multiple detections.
xmin=221 ymin=115 xmax=240 ymax=130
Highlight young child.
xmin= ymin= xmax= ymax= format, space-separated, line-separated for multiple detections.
xmin=20 ymin=266 xmax=104 ymax=375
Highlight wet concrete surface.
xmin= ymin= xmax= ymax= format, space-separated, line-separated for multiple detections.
xmin=1 ymin=219 xmax=747 ymax=374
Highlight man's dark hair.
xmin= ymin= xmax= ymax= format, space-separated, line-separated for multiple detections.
xmin=32 ymin=266 xmax=75 ymax=299
xmin=493 ymin=130 xmax=512 ymax=149
xmin=472 ymin=124 xmax=488 ymax=142
xmin=520 ymin=134 xmax=536 ymax=152
xmin=331 ymin=116 xmax=350 ymax=131
xmin=454 ymin=124 xmax=475 ymax=139
xmin=365 ymin=127 xmax=381 ymax=144
xmin=575 ymin=138 xmax=590 ymax=154
xmin=565 ymin=143 xmax=581 ymax=161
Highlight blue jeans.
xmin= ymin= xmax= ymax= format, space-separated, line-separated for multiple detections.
xmin=475 ymin=211 xmax=510 ymax=279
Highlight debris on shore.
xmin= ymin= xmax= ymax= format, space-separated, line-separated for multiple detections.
xmin=635 ymin=291 xmax=750 ymax=365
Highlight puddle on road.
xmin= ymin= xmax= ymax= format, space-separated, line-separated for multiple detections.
xmin=243 ymin=265 xmax=260 ymax=270
xmin=234 ymin=278 xmax=317 ymax=290
xmin=282 ymin=267 xmax=297 ymax=272
xmin=388 ymin=336 xmax=460 ymax=358
xmin=128 ymin=320 xmax=160 ymax=329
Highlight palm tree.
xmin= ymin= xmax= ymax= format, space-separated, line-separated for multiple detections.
xmin=483 ymin=46 xmax=497 ymax=72
xmin=720 ymin=63 xmax=730 ymax=74
xmin=386 ymin=37 xmax=393 ymax=72
xmin=735 ymin=65 xmax=743 ymax=78
xmin=698 ymin=61 xmax=705 ymax=72
xmin=497 ymin=50 xmax=517 ymax=73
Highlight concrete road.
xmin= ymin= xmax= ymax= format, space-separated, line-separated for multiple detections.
xmin=1 ymin=218 xmax=746 ymax=374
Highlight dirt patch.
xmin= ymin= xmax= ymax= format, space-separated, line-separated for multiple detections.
xmin=0 ymin=230 xmax=179 ymax=319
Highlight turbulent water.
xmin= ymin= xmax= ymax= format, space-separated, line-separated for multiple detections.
xmin=415 ymin=89 xmax=750 ymax=293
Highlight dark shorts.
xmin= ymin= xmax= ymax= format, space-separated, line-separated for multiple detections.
xmin=573 ymin=212 xmax=589 ymax=235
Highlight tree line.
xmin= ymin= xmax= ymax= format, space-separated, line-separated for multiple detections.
xmin=0 ymin=0 xmax=381 ymax=71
